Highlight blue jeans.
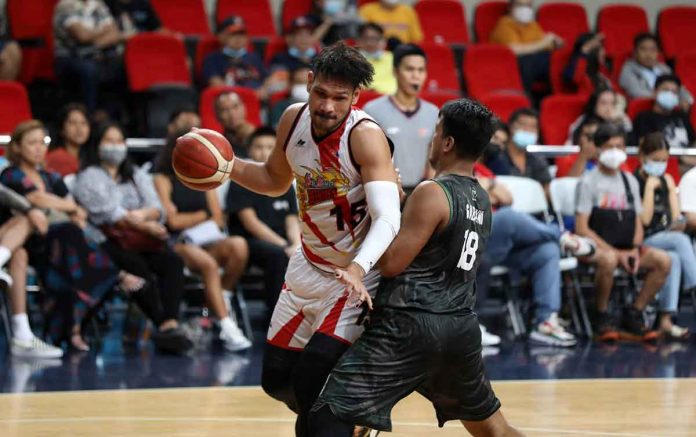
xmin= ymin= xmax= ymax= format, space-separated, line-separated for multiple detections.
xmin=643 ymin=231 xmax=696 ymax=313
xmin=485 ymin=207 xmax=561 ymax=325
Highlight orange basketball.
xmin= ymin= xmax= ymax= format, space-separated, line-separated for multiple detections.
xmin=172 ymin=128 xmax=234 ymax=191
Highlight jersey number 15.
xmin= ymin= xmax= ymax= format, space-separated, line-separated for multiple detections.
xmin=457 ymin=230 xmax=479 ymax=271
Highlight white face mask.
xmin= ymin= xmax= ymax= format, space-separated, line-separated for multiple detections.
xmin=291 ymin=84 xmax=309 ymax=101
xmin=382 ymin=0 xmax=399 ymax=5
xmin=598 ymin=148 xmax=627 ymax=170
xmin=512 ymin=5 xmax=534 ymax=24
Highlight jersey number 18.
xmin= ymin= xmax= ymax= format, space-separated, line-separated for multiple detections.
xmin=457 ymin=230 xmax=479 ymax=271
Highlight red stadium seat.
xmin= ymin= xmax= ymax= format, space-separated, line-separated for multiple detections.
xmin=200 ymin=86 xmax=261 ymax=132
xmin=415 ymin=0 xmax=469 ymax=45
xmin=215 ymin=0 xmax=277 ymax=39
xmin=540 ymin=94 xmax=586 ymax=145
xmin=420 ymin=90 xmax=460 ymax=109
xmin=676 ymin=52 xmax=696 ymax=100
xmin=282 ymin=0 xmax=313 ymax=34
xmin=550 ymin=46 xmax=576 ymax=94
xmin=7 ymin=0 xmax=58 ymax=83
xmin=597 ymin=4 xmax=648 ymax=61
xmin=125 ymin=33 xmax=191 ymax=92
xmin=627 ymin=98 xmax=654 ymax=121
xmin=355 ymin=89 xmax=382 ymax=109
xmin=265 ymin=36 xmax=289 ymax=65
xmin=358 ymin=0 xmax=377 ymax=6
xmin=473 ymin=1 xmax=508 ymax=43
xmin=537 ymin=2 xmax=589 ymax=48
xmin=658 ymin=6 xmax=696 ymax=60
xmin=0 ymin=82 xmax=32 ymax=134
xmin=480 ymin=93 xmax=531 ymax=123
xmin=463 ymin=44 xmax=524 ymax=100
xmin=691 ymin=107 xmax=696 ymax=133
xmin=421 ymin=43 xmax=460 ymax=92
xmin=150 ymin=0 xmax=210 ymax=36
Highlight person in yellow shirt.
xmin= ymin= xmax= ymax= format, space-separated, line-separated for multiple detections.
xmin=490 ymin=0 xmax=563 ymax=95
xmin=358 ymin=22 xmax=397 ymax=95
xmin=359 ymin=0 xmax=422 ymax=46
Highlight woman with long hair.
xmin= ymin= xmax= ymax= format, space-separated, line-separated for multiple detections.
xmin=45 ymin=103 xmax=91 ymax=177
xmin=566 ymin=87 xmax=631 ymax=144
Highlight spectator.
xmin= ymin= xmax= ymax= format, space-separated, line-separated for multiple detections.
xmin=226 ymin=127 xmax=301 ymax=310
xmin=619 ymin=33 xmax=693 ymax=106
xmin=3 ymin=120 xmax=140 ymax=352
xmin=680 ymin=166 xmax=696 ymax=231
xmin=74 ymin=122 xmax=193 ymax=354
xmin=271 ymin=16 xmax=319 ymax=74
xmin=357 ymin=22 xmax=396 ymax=95
xmin=490 ymin=0 xmax=563 ymax=95
xmin=167 ymin=107 xmax=201 ymax=138
xmin=153 ymin=133 xmax=251 ymax=351
xmin=305 ymin=0 xmax=346 ymax=45
xmin=363 ymin=44 xmax=437 ymax=192
xmin=566 ymin=88 xmax=631 ymax=144
xmin=0 ymin=14 xmax=22 ymax=81
xmin=46 ymin=103 xmax=91 ymax=177
xmin=269 ymin=64 xmax=311 ymax=128
xmin=203 ymin=16 xmax=274 ymax=99
xmin=358 ymin=0 xmax=422 ymax=46
xmin=556 ymin=116 xmax=601 ymax=178
xmin=634 ymin=132 xmax=693 ymax=339
xmin=574 ymin=123 xmax=671 ymax=342
xmin=563 ymin=32 xmax=612 ymax=94
xmin=105 ymin=0 xmax=162 ymax=37
xmin=0 ymin=181 xmax=63 ymax=357
xmin=53 ymin=0 xmax=126 ymax=112
xmin=631 ymin=74 xmax=695 ymax=150
xmin=215 ymin=92 xmax=255 ymax=158
xmin=486 ymin=109 xmax=551 ymax=190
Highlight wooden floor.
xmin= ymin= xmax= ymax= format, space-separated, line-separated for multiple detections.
xmin=0 ymin=379 xmax=693 ymax=436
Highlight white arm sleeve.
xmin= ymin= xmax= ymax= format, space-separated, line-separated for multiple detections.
xmin=352 ymin=181 xmax=401 ymax=274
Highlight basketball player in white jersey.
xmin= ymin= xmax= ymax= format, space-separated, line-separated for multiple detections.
xmin=224 ymin=42 xmax=401 ymax=436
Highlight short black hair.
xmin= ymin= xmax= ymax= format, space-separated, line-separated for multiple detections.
xmin=168 ymin=107 xmax=198 ymax=124
xmin=392 ymin=43 xmax=427 ymax=68
xmin=571 ymin=114 xmax=602 ymax=144
xmin=633 ymin=32 xmax=659 ymax=50
xmin=655 ymin=74 xmax=681 ymax=89
xmin=311 ymin=42 xmax=374 ymax=89
xmin=639 ymin=131 xmax=669 ymax=156
xmin=358 ymin=22 xmax=384 ymax=37
xmin=508 ymin=107 xmax=539 ymax=126
xmin=491 ymin=118 xmax=509 ymax=136
xmin=593 ymin=122 xmax=625 ymax=147
xmin=247 ymin=126 xmax=277 ymax=147
xmin=439 ymin=98 xmax=495 ymax=160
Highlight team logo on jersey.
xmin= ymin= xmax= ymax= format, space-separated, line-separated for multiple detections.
xmin=295 ymin=163 xmax=350 ymax=210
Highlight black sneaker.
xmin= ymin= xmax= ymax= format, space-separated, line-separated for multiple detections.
xmin=619 ymin=307 xmax=658 ymax=342
xmin=152 ymin=327 xmax=194 ymax=354
xmin=592 ymin=311 xmax=619 ymax=342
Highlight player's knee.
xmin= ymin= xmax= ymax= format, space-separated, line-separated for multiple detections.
xmin=261 ymin=345 xmax=300 ymax=412
xmin=293 ymin=334 xmax=350 ymax=408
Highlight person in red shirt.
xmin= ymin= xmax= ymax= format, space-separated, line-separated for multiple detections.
xmin=45 ymin=103 xmax=91 ymax=177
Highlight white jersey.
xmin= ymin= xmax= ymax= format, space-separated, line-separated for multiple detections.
xmin=285 ymin=104 xmax=376 ymax=273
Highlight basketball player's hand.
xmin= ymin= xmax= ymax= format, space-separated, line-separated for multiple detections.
xmin=335 ymin=263 xmax=373 ymax=310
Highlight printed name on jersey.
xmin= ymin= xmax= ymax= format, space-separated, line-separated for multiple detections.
xmin=466 ymin=204 xmax=484 ymax=225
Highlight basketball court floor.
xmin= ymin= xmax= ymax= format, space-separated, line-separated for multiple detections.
xmin=0 ymin=302 xmax=694 ymax=436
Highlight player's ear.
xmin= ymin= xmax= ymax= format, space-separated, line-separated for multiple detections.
xmin=352 ymin=87 xmax=361 ymax=106
xmin=443 ymin=135 xmax=455 ymax=153
xmin=307 ymin=71 xmax=315 ymax=93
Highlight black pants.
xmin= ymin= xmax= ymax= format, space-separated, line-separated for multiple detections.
xmin=248 ymin=238 xmax=289 ymax=308
xmin=101 ymin=241 xmax=185 ymax=325
xmin=517 ymin=51 xmax=551 ymax=96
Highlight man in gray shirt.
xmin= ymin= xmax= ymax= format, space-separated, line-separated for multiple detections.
xmin=363 ymin=44 xmax=439 ymax=191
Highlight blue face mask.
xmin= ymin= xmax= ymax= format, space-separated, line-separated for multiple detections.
xmin=289 ymin=46 xmax=316 ymax=59
xmin=324 ymin=0 xmax=343 ymax=16
xmin=223 ymin=47 xmax=247 ymax=58
xmin=512 ymin=130 xmax=538 ymax=149
xmin=362 ymin=50 xmax=382 ymax=60
xmin=642 ymin=160 xmax=668 ymax=177
xmin=656 ymin=90 xmax=679 ymax=111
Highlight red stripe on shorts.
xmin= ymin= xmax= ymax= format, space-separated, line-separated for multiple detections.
xmin=318 ymin=293 xmax=349 ymax=337
xmin=269 ymin=310 xmax=305 ymax=350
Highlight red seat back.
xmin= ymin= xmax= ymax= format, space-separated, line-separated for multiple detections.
xmin=0 ymin=82 xmax=33 ymax=134
xmin=7 ymin=0 xmax=58 ymax=83
xmin=150 ymin=0 xmax=210 ymax=36
xmin=216 ymin=0 xmax=276 ymax=39
xmin=281 ymin=0 xmax=313 ymax=34
xmin=125 ymin=33 xmax=191 ymax=92
xmin=355 ymin=90 xmax=383 ymax=109
xmin=195 ymin=36 xmax=222 ymax=83
xmin=480 ymin=93 xmax=531 ymax=123
xmin=537 ymin=2 xmax=589 ymax=48
xmin=627 ymin=98 xmax=654 ymax=121
xmin=658 ymin=6 xmax=696 ymax=60
xmin=597 ymin=4 xmax=648 ymax=60
xmin=676 ymin=52 xmax=696 ymax=99
xmin=540 ymin=94 xmax=586 ymax=145
xmin=415 ymin=0 xmax=469 ymax=45
xmin=473 ymin=1 xmax=508 ymax=43
xmin=421 ymin=43 xmax=460 ymax=92
xmin=420 ymin=90 xmax=460 ymax=109
xmin=200 ymin=86 xmax=261 ymax=132
xmin=463 ymin=44 xmax=524 ymax=99
xmin=550 ymin=46 xmax=577 ymax=94
xmin=264 ymin=36 xmax=289 ymax=65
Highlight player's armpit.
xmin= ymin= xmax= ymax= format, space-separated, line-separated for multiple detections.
xmin=378 ymin=181 xmax=449 ymax=277
xmin=349 ymin=121 xmax=397 ymax=184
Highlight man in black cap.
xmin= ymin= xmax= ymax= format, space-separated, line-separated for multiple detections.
xmin=270 ymin=16 xmax=319 ymax=73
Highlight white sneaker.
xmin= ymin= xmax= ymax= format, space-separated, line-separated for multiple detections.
xmin=220 ymin=322 xmax=252 ymax=352
xmin=529 ymin=313 xmax=577 ymax=347
xmin=11 ymin=336 xmax=64 ymax=359
xmin=559 ymin=232 xmax=595 ymax=257
xmin=0 ymin=269 xmax=12 ymax=287
xmin=480 ymin=324 xmax=501 ymax=346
